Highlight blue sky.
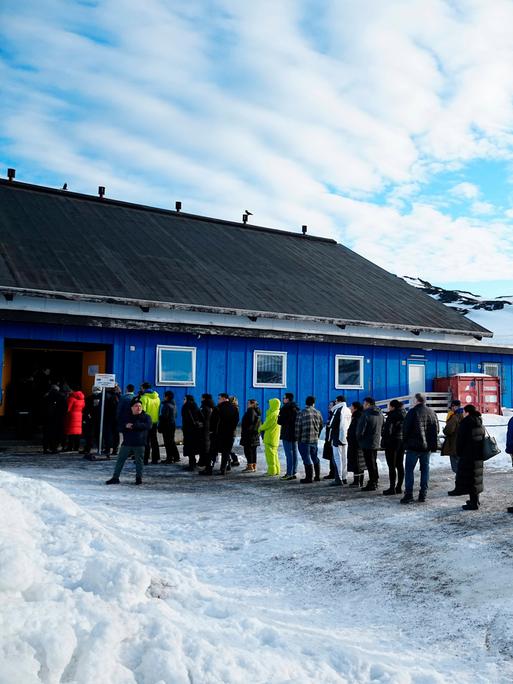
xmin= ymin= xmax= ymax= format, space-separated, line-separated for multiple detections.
xmin=1 ymin=0 xmax=513 ymax=297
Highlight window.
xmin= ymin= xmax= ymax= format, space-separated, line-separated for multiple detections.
xmin=156 ymin=345 xmax=196 ymax=386
xmin=483 ymin=362 xmax=500 ymax=377
xmin=253 ymin=351 xmax=287 ymax=387
xmin=448 ymin=362 xmax=465 ymax=376
xmin=335 ymin=355 xmax=364 ymax=389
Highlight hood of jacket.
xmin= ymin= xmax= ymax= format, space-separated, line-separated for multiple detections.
xmin=70 ymin=390 xmax=84 ymax=400
xmin=268 ymin=398 xmax=281 ymax=412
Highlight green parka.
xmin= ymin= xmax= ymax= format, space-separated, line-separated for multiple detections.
xmin=259 ymin=398 xmax=281 ymax=447
xmin=140 ymin=390 xmax=161 ymax=424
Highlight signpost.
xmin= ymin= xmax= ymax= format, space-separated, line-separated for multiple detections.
xmin=94 ymin=373 xmax=116 ymax=456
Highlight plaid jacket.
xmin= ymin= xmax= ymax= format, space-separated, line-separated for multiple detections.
xmin=295 ymin=406 xmax=323 ymax=444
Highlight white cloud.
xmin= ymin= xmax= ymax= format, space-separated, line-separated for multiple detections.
xmin=2 ymin=0 xmax=513 ymax=288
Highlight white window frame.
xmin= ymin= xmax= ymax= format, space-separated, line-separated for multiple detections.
xmin=156 ymin=345 xmax=196 ymax=386
xmin=483 ymin=362 xmax=500 ymax=377
xmin=253 ymin=350 xmax=287 ymax=388
xmin=335 ymin=354 xmax=364 ymax=390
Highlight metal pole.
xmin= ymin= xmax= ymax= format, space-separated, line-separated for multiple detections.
xmin=98 ymin=386 xmax=106 ymax=456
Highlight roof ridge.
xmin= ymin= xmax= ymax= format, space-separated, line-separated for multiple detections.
xmin=0 ymin=178 xmax=337 ymax=244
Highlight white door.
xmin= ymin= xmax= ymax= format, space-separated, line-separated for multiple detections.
xmin=408 ymin=363 xmax=425 ymax=396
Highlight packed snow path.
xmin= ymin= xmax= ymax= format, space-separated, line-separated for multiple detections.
xmin=2 ymin=444 xmax=513 ymax=683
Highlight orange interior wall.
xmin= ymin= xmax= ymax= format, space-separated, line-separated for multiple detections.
xmin=81 ymin=351 xmax=106 ymax=395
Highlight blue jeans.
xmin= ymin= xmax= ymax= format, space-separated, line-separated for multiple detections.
xmin=113 ymin=445 xmax=145 ymax=478
xmin=404 ymin=450 xmax=431 ymax=494
xmin=298 ymin=442 xmax=319 ymax=467
xmin=283 ymin=440 xmax=299 ymax=476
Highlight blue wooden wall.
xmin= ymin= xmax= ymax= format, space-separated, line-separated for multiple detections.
xmin=1 ymin=320 xmax=512 ymax=419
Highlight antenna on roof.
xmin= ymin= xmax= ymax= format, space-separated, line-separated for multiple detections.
xmin=242 ymin=209 xmax=253 ymax=224
xmin=7 ymin=168 xmax=15 ymax=182
xmin=175 ymin=201 xmax=182 ymax=212
xmin=302 ymin=224 xmax=307 ymax=235
xmin=98 ymin=186 xmax=106 ymax=198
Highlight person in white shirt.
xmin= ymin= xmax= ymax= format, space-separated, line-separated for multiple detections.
xmin=329 ymin=395 xmax=352 ymax=486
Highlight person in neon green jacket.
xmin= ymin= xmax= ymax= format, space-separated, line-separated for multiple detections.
xmin=139 ymin=382 xmax=161 ymax=464
xmin=259 ymin=397 xmax=281 ymax=476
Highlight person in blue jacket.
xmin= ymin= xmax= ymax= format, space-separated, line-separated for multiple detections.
xmin=106 ymin=399 xmax=152 ymax=485
xmin=506 ymin=416 xmax=513 ymax=513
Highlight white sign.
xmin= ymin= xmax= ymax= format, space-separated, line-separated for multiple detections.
xmin=94 ymin=373 xmax=116 ymax=388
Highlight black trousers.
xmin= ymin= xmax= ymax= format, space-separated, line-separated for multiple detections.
xmin=363 ymin=448 xmax=379 ymax=484
xmin=144 ymin=424 xmax=160 ymax=463
xmin=244 ymin=444 xmax=257 ymax=465
xmin=162 ymin=427 xmax=180 ymax=462
xmin=385 ymin=445 xmax=404 ymax=489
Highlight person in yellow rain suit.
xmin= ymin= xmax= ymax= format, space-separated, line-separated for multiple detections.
xmin=259 ymin=397 xmax=281 ymax=476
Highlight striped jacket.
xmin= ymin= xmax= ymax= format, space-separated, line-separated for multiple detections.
xmin=295 ymin=406 xmax=323 ymax=444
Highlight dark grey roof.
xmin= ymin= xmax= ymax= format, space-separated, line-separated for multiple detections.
xmin=0 ymin=179 xmax=490 ymax=336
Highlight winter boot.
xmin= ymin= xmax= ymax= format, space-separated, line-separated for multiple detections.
xmin=135 ymin=475 xmax=142 ymax=485
xmin=231 ymin=453 xmax=240 ymax=467
xmin=300 ymin=465 xmax=314 ymax=484
xmin=242 ymin=464 xmax=254 ymax=473
xmin=418 ymin=490 xmax=427 ymax=503
xmin=105 ymin=477 xmax=120 ymax=485
xmin=185 ymin=455 xmax=196 ymax=471
xmin=198 ymin=466 xmax=213 ymax=476
xmin=350 ymin=474 xmax=363 ymax=487
xmin=395 ymin=484 xmax=403 ymax=494
xmin=220 ymin=454 xmax=229 ymax=476
xmin=400 ymin=492 xmax=414 ymax=504
xmin=383 ymin=487 xmax=396 ymax=495
xmin=361 ymin=481 xmax=377 ymax=492
xmin=313 ymin=463 xmax=321 ymax=482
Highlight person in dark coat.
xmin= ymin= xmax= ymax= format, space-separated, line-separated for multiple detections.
xmin=506 ymin=416 xmax=513 ymax=514
xmin=401 ymin=393 xmax=440 ymax=504
xmin=159 ymin=390 xmax=180 ymax=463
xmin=228 ymin=396 xmax=241 ymax=466
xmin=106 ymin=399 xmax=152 ymax=486
xmin=347 ymin=401 xmax=365 ymax=487
xmin=442 ymin=399 xmax=464 ymax=477
xmin=198 ymin=393 xmax=215 ymax=468
xmin=356 ymin=397 xmax=384 ymax=491
xmin=452 ymin=404 xmax=485 ymax=510
xmin=322 ymin=401 xmax=336 ymax=479
xmin=181 ymin=394 xmax=203 ymax=471
xmin=214 ymin=393 xmax=240 ymax=475
xmin=240 ymin=399 xmax=261 ymax=472
xmin=82 ymin=386 xmax=103 ymax=458
xmin=41 ymin=384 xmax=67 ymax=453
xmin=277 ymin=392 xmax=300 ymax=479
xmin=381 ymin=399 xmax=406 ymax=495
xmin=102 ymin=387 xmax=119 ymax=457
xmin=117 ymin=384 xmax=135 ymax=432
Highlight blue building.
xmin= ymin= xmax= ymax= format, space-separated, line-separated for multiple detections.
xmin=0 ymin=173 xmax=512 ymax=429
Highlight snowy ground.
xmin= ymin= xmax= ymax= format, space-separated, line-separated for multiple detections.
xmin=2 ymin=415 xmax=513 ymax=684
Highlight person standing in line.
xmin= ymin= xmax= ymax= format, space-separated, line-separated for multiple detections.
xmin=42 ymin=384 xmax=67 ymax=454
xmin=139 ymin=382 xmax=161 ymax=464
xmin=322 ymin=401 xmax=337 ymax=480
xmin=240 ymin=399 xmax=261 ymax=473
xmin=277 ymin=392 xmax=300 ymax=480
xmin=296 ymin=396 xmax=324 ymax=484
xmin=356 ymin=397 xmax=384 ymax=492
xmin=181 ymin=394 xmax=203 ymax=471
xmin=82 ymin=385 xmax=103 ymax=458
xmin=214 ymin=393 xmax=240 ymax=475
xmin=443 ymin=400 xmax=465 ymax=493
xmin=452 ymin=404 xmax=485 ymax=510
xmin=197 ymin=393 xmax=215 ymax=468
xmin=117 ymin=384 xmax=135 ymax=429
xmin=347 ymin=401 xmax=365 ymax=487
xmin=505 ymin=416 xmax=513 ymax=514
xmin=106 ymin=399 xmax=152 ymax=486
xmin=102 ymin=386 xmax=119 ymax=457
xmin=159 ymin=390 xmax=180 ymax=463
xmin=380 ymin=399 xmax=406 ymax=495
xmin=329 ymin=395 xmax=352 ymax=486
xmin=228 ymin=396 xmax=241 ymax=467
xmin=63 ymin=386 xmax=85 ymax=452
xmin=400 ymin=393 xmax=440 ymax=504
xmin=259 ymin=397 xmax=282 ymax=476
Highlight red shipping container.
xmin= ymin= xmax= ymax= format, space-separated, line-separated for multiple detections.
xmin=433 ymin=374 xmax=502 ymax=415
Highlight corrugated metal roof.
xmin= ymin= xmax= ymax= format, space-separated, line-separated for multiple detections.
xmin=0 ymin=179 xmax=490 ymax=336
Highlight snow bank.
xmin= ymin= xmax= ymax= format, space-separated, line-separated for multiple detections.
xmin=1 ymin=469 xmax=501 ymax=684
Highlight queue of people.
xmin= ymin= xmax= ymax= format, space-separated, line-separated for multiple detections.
xmin=38 ymin=380 xmax=498 ymax=511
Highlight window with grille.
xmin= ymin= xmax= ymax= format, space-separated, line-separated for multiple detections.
xmin=253 ymin=351 xmax=287 ymax=387
xmin=483 ymin=362 xmax=500 ymax=377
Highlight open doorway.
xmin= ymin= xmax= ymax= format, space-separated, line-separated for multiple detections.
xmin=1 ymin=339 xmax=110 ymax=438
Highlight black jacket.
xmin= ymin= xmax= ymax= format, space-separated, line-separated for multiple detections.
xmin=347 ymin=409 xmax=365 ymax=473
xmin=121 ymin=411 xmax=152 ymax=447
xmin=159 ymin=399 xmax=177 ymax=431
xmin=200 ymin=401 xmax=215 ymax=454
xmin=356 ymin=406 xmax=384 ymax=450
xmin=216 ymin=401 xmax=239 ymax=451
xmin=381 ymin=408 xmax=406 ymax=450
xmin=403 ymin=403 xmax=439 ymax=452
xmin=277 ymin=401 xmax=299 ymax=441
xmin=240 ymin=406 xmax=261 ymax=447
xmin=456 ymin=414 xmax=485 ymax=494
xmin=181 ymin=400 xmax=203 ymax=456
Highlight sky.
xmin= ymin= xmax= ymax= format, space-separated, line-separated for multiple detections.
xmin=1 ymin=0 xmax=513 ymax=297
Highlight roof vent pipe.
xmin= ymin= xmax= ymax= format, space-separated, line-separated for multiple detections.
xmin=242 ymin=213 xmax=248 ymax=224
xmin=98 ymin=186 xmax=106 ymax=198
xmin=302 ymin=224 xmax=307 ymax=235
xmin=175 ymin=201 xmax=182 ymax=212
xmin=7 ymin=168 xmax=15 ymax=181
